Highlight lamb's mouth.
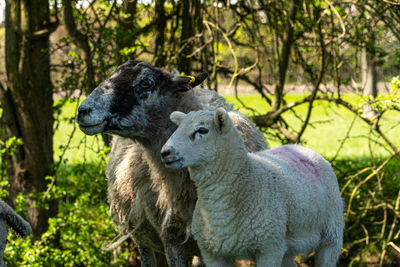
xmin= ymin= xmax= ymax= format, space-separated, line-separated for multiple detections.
xmin=164 ymin=158 xmax=183 ymax=169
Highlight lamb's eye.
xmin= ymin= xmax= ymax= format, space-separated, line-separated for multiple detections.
xmin=140 ymin=80 xmax=153 ymax=89
xmin=197 ymin=127 xmax=209 ymax=134
xmin=191 ymin=127 xmax=209 ymax=141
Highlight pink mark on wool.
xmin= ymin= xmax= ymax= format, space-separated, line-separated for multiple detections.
xmin=269 ymin=146 xmax=320 ymax=181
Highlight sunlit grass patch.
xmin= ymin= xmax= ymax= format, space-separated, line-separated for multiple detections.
xmin=53 ymin=98 xmax=105 ymax=166
xmin=224 ymin=94 xmax=400 ymax=159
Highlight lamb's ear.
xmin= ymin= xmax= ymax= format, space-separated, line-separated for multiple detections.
xmin=170 ymin=111 xmax=187 ymax=126
xmin=214 ymin=108 xmax=231 ymax=134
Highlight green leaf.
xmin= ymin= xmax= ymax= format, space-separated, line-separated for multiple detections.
xmin=67 ymin=51 xmax=79 ymax=58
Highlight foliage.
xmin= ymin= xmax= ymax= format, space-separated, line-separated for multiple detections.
xmin=0 ymin=101 xmax=131 ymax=265
xmin=357 ymin=76 xmax=400 ymax=113
xmin=3 ymin=150 xmax=131 ymax=266
xmin=334 ymin=155 xmax=400 ymax=266
xmin=0 ymin=137 xmax=23 ymax=199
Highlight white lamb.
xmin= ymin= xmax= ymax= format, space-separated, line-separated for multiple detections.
xmin=160 ymin=108 xmax=344 ymax=267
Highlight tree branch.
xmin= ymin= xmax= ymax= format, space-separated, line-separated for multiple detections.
xmin=296 ymin=8 xmax=326 ymax=142
xmin=62 ymin=0 xmax=95 ymax=91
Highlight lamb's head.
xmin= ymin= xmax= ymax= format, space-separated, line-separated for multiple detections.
xmin=76 ymin=60 xmax=207 ymax=138
xmin=161 ymin=108 xmax=233 ymax=169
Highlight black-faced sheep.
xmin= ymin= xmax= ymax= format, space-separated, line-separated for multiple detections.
xmin=76 ymin=60 xmax=267 ymax=266
xmin=0 ymin=200 xmax=32 ymax=267
xmin=161 ymin=108 xmax=344 ymax=267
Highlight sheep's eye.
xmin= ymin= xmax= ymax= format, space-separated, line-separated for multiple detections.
xmin=140 ymin=80 xmax=153 ymax=89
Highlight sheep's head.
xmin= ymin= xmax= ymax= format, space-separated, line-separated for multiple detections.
xmin=76 ymin=60 xmax=207 ymax=138
xmin=161 ymin=108 xmax=233 ymax=169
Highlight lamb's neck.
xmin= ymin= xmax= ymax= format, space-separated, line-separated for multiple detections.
xmin=189 ymin=140 xmax=251 ymax=205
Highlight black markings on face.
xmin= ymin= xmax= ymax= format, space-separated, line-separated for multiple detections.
xmin=109 ymin=67 xmax=141 ymax=118
xmin=105 ymin=61 xmax=168 ymax=118
xmin=94 ymin=60 xmax=187 ymax=134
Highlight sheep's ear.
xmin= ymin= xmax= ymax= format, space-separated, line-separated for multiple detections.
xmin=170 ymin=111 xmax=187 ymax=126
xmin=190 ymin=72 xmax=208 ymax=87
xmin=170 ymin=76 xmax=192 ymax=93
xmin=170 ymin=72 xmax=209 ymax=93
xmin=214 ymin=108 xmax=231 ymax=134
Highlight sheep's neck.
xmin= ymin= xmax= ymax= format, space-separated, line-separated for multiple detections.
xmin=134 ymin=92 xmax=202 ymax=148
xmin=134 ymin=105 xmax=199 ymax=219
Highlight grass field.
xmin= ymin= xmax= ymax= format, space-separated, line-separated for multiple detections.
xmin=52 ymin=93 xmax=400 ymax=181
xmin=54 ymin=98 xmax=105 ymax=166
xmin=54 ymin=94 xmax=400 ymax=165
xmin=225 ymin=94 xmax=400 ymax=159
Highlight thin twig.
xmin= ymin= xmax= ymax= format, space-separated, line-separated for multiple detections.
xmin=203 ymin=20 xmax=239 ymax=89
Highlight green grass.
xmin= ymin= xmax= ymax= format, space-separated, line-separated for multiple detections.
xmin=54 ymin=94 xmax=400 ymax=163
xmin=53 ymin=98 xmax=105 ymax=166
xmin=224 ymin=94 xmax=400 ymax=159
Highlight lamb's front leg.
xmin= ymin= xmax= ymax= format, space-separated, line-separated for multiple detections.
xmin=200 ymin=251 xmax=234 ymax=267
xmin=256 ymin=247 xmax=286 ymax=267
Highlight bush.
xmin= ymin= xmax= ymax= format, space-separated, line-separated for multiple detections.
xmin=2 ymin=150 xmax=132 ymax=266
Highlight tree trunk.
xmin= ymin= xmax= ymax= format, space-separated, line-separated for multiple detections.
xmin=63 ymin=0 xmax=95 ymax=93
xmin=117 ymin=0 xmax=138 ymax=64
xmin=270 ymin=0 xmax=299 ymax=112
xmin=154 ymin=0 xmax=166 ymax=67
xmin=361 ymin=30 xmax=378 ymax=119
xmin=63 ymin=0 xmax=115 ymax=146
xmin=1 ymin=0 xmax=57 ymax=236
xmin=193 ymin=0 xmax=207 ymax=77
xmin=177 ymin=0 xmax=194 ymax=74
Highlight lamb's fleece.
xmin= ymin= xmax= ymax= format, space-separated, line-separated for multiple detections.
xmin=161 ymin=108 xmax=344 ymax=267
xmin=0 ymin=200 xmax=32 ymax=267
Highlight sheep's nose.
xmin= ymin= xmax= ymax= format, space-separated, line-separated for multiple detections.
xmin=77 ymin=106 xmax=92 ymax=123
xmin=78 ymin=106 xmax=92 ymax=116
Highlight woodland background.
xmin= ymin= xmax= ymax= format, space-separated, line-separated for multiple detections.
xmin=1 ymin=0 xmax=400 ymax=266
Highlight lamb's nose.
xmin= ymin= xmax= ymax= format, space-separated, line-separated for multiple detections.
xmin=161 ymin=149 xmax=171 ymax=160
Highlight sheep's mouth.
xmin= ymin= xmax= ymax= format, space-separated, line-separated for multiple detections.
xmin=78 ymin=121 xmax=107 ymax=135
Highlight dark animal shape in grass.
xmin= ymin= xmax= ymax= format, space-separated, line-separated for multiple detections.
xmin=0 ymin=200 xmax=32 ymax=267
